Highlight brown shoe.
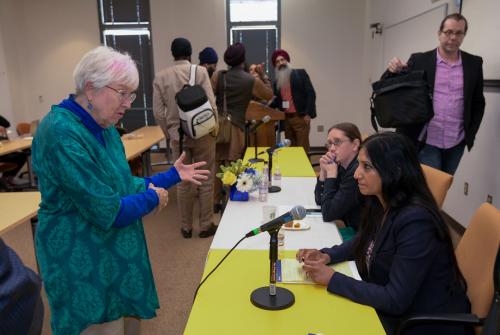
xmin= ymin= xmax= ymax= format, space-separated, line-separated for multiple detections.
xmin=199 ymin=223 xmax=218 ymax=238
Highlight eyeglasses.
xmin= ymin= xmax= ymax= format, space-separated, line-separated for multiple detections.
xmin=105 ymin=86 xmax=137 ymax=103
xmin=440 ymin=30 xmax=465 ymax=38
xmin=325 ymin=138 xmax=351 ymax=148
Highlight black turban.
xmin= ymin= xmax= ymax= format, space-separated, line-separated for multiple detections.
xmin=171 ymin=38 xmax=192 ymax=58
xmin=224 ymin=43 xmax=245 ymax=67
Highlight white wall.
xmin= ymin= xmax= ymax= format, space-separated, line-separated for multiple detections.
xmin=150 ymin=0 xmax=226 ymax=73
xmin=0 ymin=0 xmax=100 ymax=126
xmin=443 ymin=90 xmax=500 ymax=225
xmin=281 ymin=0 xmax=368 ymax=145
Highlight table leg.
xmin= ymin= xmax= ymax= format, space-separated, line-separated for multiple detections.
xmin=26 ymin=150 xmax=37 ymax=188
xmin=141 ymin=150 xmax=152 ymax=177
xmin=30 ymin=217 xmax=40 ymax=273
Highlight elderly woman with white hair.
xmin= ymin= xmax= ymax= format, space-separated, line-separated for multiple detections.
xmin=32 ymin=46 xmax=209 ymax=335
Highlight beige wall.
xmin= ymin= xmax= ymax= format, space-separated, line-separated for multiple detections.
xmin=281 ymin=0 xmax=368 ymax=145
xmin=0 ymin=0 xmax=100 ymax=125
xmin=150 ymin=0 xmax=226 ymax=73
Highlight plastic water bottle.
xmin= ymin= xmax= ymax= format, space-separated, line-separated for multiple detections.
xmin=273 ymin=166 xmax=282 ymax=187
xmin=259 ymin=164 xmax=269 ymax=202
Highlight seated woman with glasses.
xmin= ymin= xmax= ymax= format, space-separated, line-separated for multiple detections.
xmin=314 ymin=122 xmax=364 ymax=232
xmin=32 ymin=46 xmax=210 ymax=335
xmin=298 ymin=132 xmax=471 ymax=335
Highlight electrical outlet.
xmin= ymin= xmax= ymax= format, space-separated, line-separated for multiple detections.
xmin=317 ymin=125 xmax=324 ymax=132
xmin=486 ymin=195 xmax=493 ymax=204
xmin=463 ymin=182 xmax=468 ymax=196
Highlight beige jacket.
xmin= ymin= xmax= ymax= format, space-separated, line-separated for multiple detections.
xmin=153 ymin=60 xmax=218 ymax=141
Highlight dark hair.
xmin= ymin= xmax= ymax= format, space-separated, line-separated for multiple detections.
xmin=352 ymin=132 xmax=464 ymax=286
xmin=439 ymin=13 xmax=468 ymax=34
xmin=328 ymin=122 xmax=362 ymax=143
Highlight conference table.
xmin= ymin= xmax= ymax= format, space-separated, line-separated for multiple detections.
xmin=185 ymin=148 xmax=385 ymax=334
xmin=243 ymin=146 xmax=316 ymax=177
xmin=122 ymin=125 xmax=165 ymax=176
xmin=0 ymin=191 xmax=40 ymax=236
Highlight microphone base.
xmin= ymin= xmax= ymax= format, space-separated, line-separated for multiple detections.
xmin=268 ymin=185 xmax=281 ymax=193
xmin=250 ymin=287 xmax=295 ymax=310
xmin=248 ymin=158 xmax=265 ymax=163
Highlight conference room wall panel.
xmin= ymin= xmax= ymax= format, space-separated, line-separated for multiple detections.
xmin=150 ymin=0 xmax=226 ymax=77
xmin=0 ymin=0 xmax=100 ymax=126
xmin=280 ymin=0 xmax=369 ymax=146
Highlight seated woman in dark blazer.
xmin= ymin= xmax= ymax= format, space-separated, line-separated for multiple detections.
xmin=299 ymin=132 xmax=472 ymax=335
xmin=314 ymin=122 xmax=363 ymax=230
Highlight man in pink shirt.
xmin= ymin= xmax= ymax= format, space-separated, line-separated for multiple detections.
xmin=270 ymin=49 xmax=316 ymax=153
xmin=386 ymin=13 xmax=485 ymax=175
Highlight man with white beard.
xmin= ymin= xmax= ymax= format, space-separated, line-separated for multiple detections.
xmin=270 ymin=49 xmax=316 ymax=153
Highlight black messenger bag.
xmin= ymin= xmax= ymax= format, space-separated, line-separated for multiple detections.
xmin=370 ymin=70 xmax=434 ymax=132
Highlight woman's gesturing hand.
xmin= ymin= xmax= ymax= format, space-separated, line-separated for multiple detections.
xmin=174 ymin=152 xmax=210 ymax=185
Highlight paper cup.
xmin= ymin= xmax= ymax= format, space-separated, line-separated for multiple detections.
xmin=262 ymin=205 xmax=277 ymax=222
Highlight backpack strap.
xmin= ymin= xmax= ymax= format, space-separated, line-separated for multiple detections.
xmin=369 ymin=93 xmax=379 ymax=133
xmin=189 ymin=64 xmax=197 ymax=86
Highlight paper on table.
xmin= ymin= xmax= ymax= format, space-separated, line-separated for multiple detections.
xmin=277 ymin=258 xmax=354 ymax=284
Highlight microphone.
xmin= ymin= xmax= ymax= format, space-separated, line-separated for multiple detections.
xmin=248 ymin=115 xmax=271 ymax=133
xmin=245 ymin=205 xmax=306 ymax=238
xmin=258 ymin=139 xmax=291 ymax=155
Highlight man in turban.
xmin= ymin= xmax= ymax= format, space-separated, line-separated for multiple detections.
xmin=270 ymin=49 xmax=316 ymax=153
xmin=199 ymin=47 xmax=218 ymax=78
xmin=153 ymin=37 xmax=218 ymax=238
xmin=210 ymin=43 xmax=273 ymax=213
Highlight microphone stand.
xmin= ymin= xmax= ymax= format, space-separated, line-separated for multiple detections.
xmin=248 ymin=127 xmax=264 ymax=164
xmin=250 ymin=228 xmax=295 ymax=310
xmin=266 ymin=149 xmax=281 ymax=193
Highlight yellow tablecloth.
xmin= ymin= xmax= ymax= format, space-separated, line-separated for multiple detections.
xmin=184 ymin=249 xmax=385 ymax=335
xmin=243 ymin=147 xmax=316 ymax=177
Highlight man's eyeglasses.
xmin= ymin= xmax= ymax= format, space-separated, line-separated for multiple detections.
xmin=105 ymin=86 xmax=137 ymax=103
xmin=440 ymin=30 xmax=465 ymax=38
xmin=325 ymin=138 xmax=351 ymax=148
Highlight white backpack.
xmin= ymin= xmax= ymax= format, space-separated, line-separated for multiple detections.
xmin=175 ymin=65 xmax=216 ymax=139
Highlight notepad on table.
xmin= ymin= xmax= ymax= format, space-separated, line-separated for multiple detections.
xmin=277 ymin=258 xmax=355 ymax=284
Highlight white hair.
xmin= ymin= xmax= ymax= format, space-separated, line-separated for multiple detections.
xmin=73 ymin=46 xmax=139 ymax=94
xmin=275 ymin=63 xmax=292 ymax=90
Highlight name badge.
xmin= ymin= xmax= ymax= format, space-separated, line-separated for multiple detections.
xmin=282 ymin=100 xmax=289 ymax=109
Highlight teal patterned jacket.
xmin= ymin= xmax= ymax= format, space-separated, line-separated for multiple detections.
xmin=32 ymin=106 xmax=159 ymax=335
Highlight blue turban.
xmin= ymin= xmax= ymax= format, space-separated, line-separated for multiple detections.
xmin=199 ymin=47 xmax=218 ymax=65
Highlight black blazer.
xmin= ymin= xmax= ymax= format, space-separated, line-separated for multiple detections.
xmin=314 ymin=158 xmax=363 ymax=230
xmin=271 ymin=69 xmax=317 ymax=118
xmin=321 ymin=205 xmax=472 ymax=335
xmin=385 ymin=49 xmax=485 ymax=151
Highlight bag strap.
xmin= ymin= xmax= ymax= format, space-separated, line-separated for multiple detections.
xmin=178 ymin=127 xmax=184 ymax=154
xmin=189 ymin=64 xmax=197 ymax=86
xmin=369 ymin=94 xmax=379 ymax=132
xmin=222 ymin=72 xmax=228 ymax=119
